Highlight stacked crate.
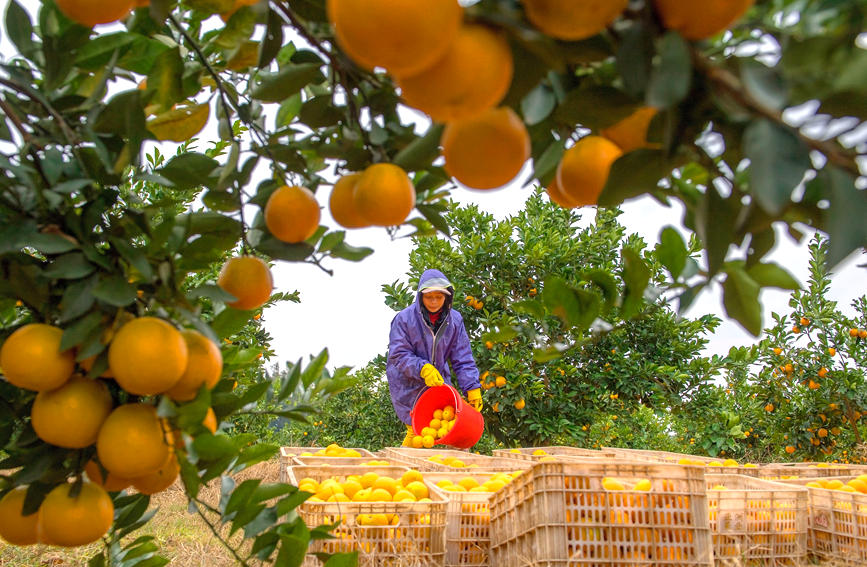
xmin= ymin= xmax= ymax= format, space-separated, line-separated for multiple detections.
xmin=278 ymin=446 xmax=375 ymax=482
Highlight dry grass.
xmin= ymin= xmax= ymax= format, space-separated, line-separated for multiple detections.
xmin=0 ymin=460 xmax=281 ymax=567
xmin=0 ymin=458 xmax=852 ymax=566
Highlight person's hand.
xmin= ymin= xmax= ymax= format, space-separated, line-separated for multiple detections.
xmin=420 ymin=363 xmax=444 ymax=387
xmin=467 ymin=388 xmax=483 ymax=411
xmin=401 ymin=424 xmax=414 ymax=447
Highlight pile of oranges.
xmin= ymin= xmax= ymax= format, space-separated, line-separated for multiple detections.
xmin=298 ymin=469 xmax=431 ymax=505
xmin=299 ymin=443 xmax=365 ymax=458
xmin=409 ymin=406 xmax=457 ymax=448
xmin=805 ymin=475 xmax=867 ymax=493
xmin=435 ymin=472 xmax=522 ymax=494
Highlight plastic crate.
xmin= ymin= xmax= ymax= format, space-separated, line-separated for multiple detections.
xmin=278 ymin=447 xmax=375 ymax=483
xmin=782 ymin=475 xmax=867 ymax=564
xmin=757 ymin=463 xmax=863 ymax=481
xmin=493 ymin=446 xmax=617 ymax=462
xmin=603 ymin=447 xmax=765 ymax=477
xmin=287 ymin=465 xmax=447 ymax=567
xmin=422 ymin=470 xmax=523 ymax=566
xmin=382 ymin=447 xmax=529 ymax=472
xmin=291 ymin=456 xmax=397 ymax=467
xmin=489 ymin=460 xmax=713 ymax=566
xmin=705 ymin=474 xmax=808 ymax=565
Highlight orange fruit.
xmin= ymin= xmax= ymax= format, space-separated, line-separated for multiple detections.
xmin=132 ymin=453 xmax=180 ymax=495
xmin=217 ymin=255 xmax=274 ymax=311
xmin=600 ymin=107 xmax=659 ymax=153
xmin=405 ymin=480 xmax=429 ymax=500
xmin=55 ymin=0 xmax=135 ymax=27
xmin=546 ymin=173 xmax=581 ymax=209
xmin=372 ymin=476 xmax=399 ymax=496
xmin=401 ymin=469 xmax=423 ymax=486
xmin=495 ymin=376 xmax=507 ymax=387
xmin=97 ymin=404 xmax=172 ymax=479
xmin=84 ymin=460 xmax=133 ymax=492
xmin=514 ymin=399 xmax=526 ymax=410
xmin=818 ymin=428 xmax=828 ymax=438
xmin=31 ymin=376 xmax=113 ymax=449
xmin=555 ymin=136 xmax=623 ymax=207
xmin=353 ymin=163 xmax=416 ymax=226
xmin=523 ymin=0 xmax=628 ymax=40
xmin=397 ymin=24 xmax=513 ymax=123
xmin=860 ymin=330 xmax=867 ymax=339
xmin=422 ymin=435 xmax=435 ymax=448
xmin=0 ymin=487 xmax=40 ymax=545
xmin=108 ymin=317 xmax=188 ymax=396
xmin=39 ymin=482 xmax=113 ymax=547
xmin=329 ymin=173 xmax=370 ymax=229
xmin=327 ymin=0 xmax=462 ymax=78
xmin=653 ymin=0 xmax=754 ymax=40
xmin=0 ymin=323 xmax=74 ymax=392
xmin=829 ymin=347 xmax=836 ymax=356
xmin=264 ymin=185 xmax=321 ymax=243
xmin=202 ymin=407 xmax=218 ymax=433
xmin=441 ymin=107 xmax=531 ymax=190
xmin=764 ymin=403 xmax=774 ymax=412
xmin=785 ymin=445 xmax=795 ymax=454
xmin=165 ymin=331 xmax=223 ymax=401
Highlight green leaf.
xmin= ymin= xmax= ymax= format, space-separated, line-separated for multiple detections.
xmin=157 ymin=153 xmax=220 ymax=191
xmin=393 ymin=124 xmax=445 ymax=172
xmin=92 ymin=91 xmax=147 ymax=149
xmin=521 ymin=84 xmax=556 ymax=126
xmin=318 ymin=231 xmax=345 ymax=253
xmin=541 ymin=276 xmax=600 ymax=330
xmin=416 ymin=204 xmax=449 ymax=236
xmin=598 ymin=149 xmax=672 ymax=207
xmin=298 ymin=96 xmax=343 ymax=128
xmin=300 ymin=350 xmax=328 ymax=387
xmin=746 ymin=262 xmax=799 ymax=291
xmin=92 ymin=275 xmax=137 ymax=306
xmin=253 ymin=234 xmax=315 ymax=262
xmin=28 ymin=233 xmax=78 ymax=254
xmin=655 ymin=226 xmax=688 ymax=280
xmin=74 ymin=32 xmax=135 ymax=69
xmin=616 ymin=21 xmax=654 ymax=99
xmin=211 ymin=308 xmax=255 ymax=339
xmin=722 ymin=266 xmax=762 ymax=336
xmin=532 ymin=137 xmax=565 ymax=186
xmin=581 ymin=269 xmax=618 ymax=312
xmin=553 ymin=86 xmax=638 ymax=131
xmin=6 ymin=0 xmax=35 ymax=58
xmin=741 ymin=59 xmax=788 ymax=111
xmin=511 ymin=299 xmax=545 ymax=319
xmin=620 ymin=248 xmax=650 ymax=319
xmin=43 ymin=252 xmax=95 ymax=279
xmin=250 ymin=63 xmax=323 ymax=103
xmin=59 ymin=276 xmax=98 ymax=322
xmin=61 ymin=311 xmax=103 ymax=352
xmin=695 ymin=184 xmax=736 ymax=277
xmin=110 ymin=237 xmax=154 ymax=281
xmin=146 ymin=46 xmax=185 ymax=110
xmin=482 ymin=326 xmax=519 ymax=343
xmin=743 ymin=119 xmax=811 ymax=215
xmin=646 ymin=32 xmax=692 ymax=108
xmin=259 ymin=9 xmax=284 ymax=68
xmin=192 ymin=434 xmax=236 ymax=461
xmin=824 ymin=167 xmax=867 ymax=267
xmin=324 ymin=552 xmax=359 ymax=567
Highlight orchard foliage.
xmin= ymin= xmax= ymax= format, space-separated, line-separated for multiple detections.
xmin=0 ymin=0 xmax=865 ymax=564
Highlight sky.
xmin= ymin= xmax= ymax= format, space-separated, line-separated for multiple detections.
xmin=1 ymin=1 xmax=865 ymax=373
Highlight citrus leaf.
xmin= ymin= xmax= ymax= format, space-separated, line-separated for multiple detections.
xmin=620 ymin=248 xmax=650 ymax=319
xmin=598 ymin=149 xmax=672 ymax=207
xmin=647 ymin=32 xmax=692 ymax=108
xmin=553 ymin=86 xmax=638 ymax=131
xmin=147 ymin=103 xmax=210 ymax=143
xmin=655 ymin=226 xmax=688 ymax=280
xmin=250 ymin=63 xmax=323 ymax=103
xmin=393 ymin=124 xmax=444 ymax=172
xmin=746 ymin=262 xmax=799 ymax=290
xmin=92 ymin=275 xmax=137 ymax=307
xmin=743 ymin=119 xmax=811 ymax=215
xmin=722 ymin=266 xmax=762 ymax=336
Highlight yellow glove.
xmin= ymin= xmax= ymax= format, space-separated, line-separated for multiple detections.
xmin=467 ymin=388 xmax=483 ymax=411
xmin=420 ymin=363 xmax=444 ymax=387
xmin=401 ymin=424 xmax=414 ymax=447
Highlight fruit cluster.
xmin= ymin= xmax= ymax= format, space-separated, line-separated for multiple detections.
xmin=409 ymin=406 xmax=457 ymax=448
xmin=298 ymin=469 xmax=431 ymax=505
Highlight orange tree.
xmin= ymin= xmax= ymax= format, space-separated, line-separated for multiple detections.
xmin=382 ymin=195 xmax=722 ymax=447
xmin=0 ymin=0 xmax=864 ymax=563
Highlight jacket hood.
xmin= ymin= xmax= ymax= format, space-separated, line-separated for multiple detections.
xmin=416 ymin=268 xmax=454 ymax=311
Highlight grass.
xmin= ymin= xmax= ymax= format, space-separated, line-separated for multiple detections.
xmin=0 ymin=458 xmax=854 ymax=566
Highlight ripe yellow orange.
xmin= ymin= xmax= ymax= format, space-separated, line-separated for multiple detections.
xmin=422 ymin=435 xmax=435 ymax=448
xmin=514 ymin=399 xmax=526 ymax=410
xmin=441 ymin=107 xmax=531 ymax=190
xmin=397 ymin=24 xmax=513 ymax=123
xmin=264 ymin=185 xmax=321 ymax=243
xmin=327 ymin=0 xmax=462 ymax=78
xmin=31 ymin=376 xmax=113 ymax=449
xmin=653 ymin=0 xmax=754 ymax=40
xmin=442 ymin=406 xmax=456 ymax=420
xmin=764 ymin=403 xmax=774 ymax=412
xmin=202 ymin=407 xmax=218 ymax=433
xmin=818 ymin=428 xmax=828 ymax=438
xmin=546 ymin=173 xmax=581 ymax=209
xmin=0 ymin=487 xmax=40 ymax=545
xmin=132 ymin=453 xmax=180 ymax=495
xmin=165 ymin=331 xmax=223 ymax=401
xmin=0 ymin=323 xmax=74 ymax=392
xmin=39 ymin=482 xmax=113 ymax=547
xmin=523 ymin=0 xmax=628 ymax=41
xmin=556 ymin=136 xmax=623 ymax=207
xmin=56 ymin=0 xmax=135 ymax=27
xmin=329 ymin=173 xmax=370 ymax=229
xmin=353 ymin=163 xmax=416 ymax=226
xmin=860 ymin=330 xmax=867 ymax=339
xmin=405 ymin=480 xmax=429 ymax=500
xmin=773 ymin=347 xmax=782 ymax=355
xmin=217 ymin=255 xmax=274 ymax=311
xmin=600 ymin=107 xmax=659 ymax=153
xmin=785 ymin=445 xmax=795 ymax=454
xmin=495 ymin=376 xmax=507 ymax=387
xmin=108 ymin=317 xmax=188 ymax=396
xmin=84 ymin=460 xmax=133 ymax=492
xmin=828 ymin=347 xmax=836 ymax=356
xmin=372 ymin=476 xmax=399 ymax=496
xmin=97 ymin=404 xmax=171 ymax=479
xmin=411 ymin=435 xmax=424 ymax=448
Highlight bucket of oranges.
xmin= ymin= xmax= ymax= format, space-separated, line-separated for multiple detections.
xmin=411 ymin=384 xmax=484 ymax=449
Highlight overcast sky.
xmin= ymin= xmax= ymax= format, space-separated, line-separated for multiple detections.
xmin=2 ymin=1 xmax=864 ymax=374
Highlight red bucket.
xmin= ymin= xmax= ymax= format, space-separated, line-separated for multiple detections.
xmin=411 ymin=384 xmax=484 ymax=449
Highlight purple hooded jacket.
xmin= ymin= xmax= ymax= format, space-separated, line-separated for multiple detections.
xmin=386 ymin=269 xmax=480 ymax=424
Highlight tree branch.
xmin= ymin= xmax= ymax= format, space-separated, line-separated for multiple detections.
xmin=190 ymin=496 xmax=250 ymax=566
xmin=691 ymin=49 xmax=861 ymax=177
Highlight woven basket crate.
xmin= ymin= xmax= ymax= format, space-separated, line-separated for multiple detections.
xmin=493 ymin=446 xmax=617 ymax=462
xmin=782 ymin=475 xmax=867 ymax=564
xmin=287 ymin=465 xmax=447 ymax=567
xmin=382 ymin=447 xmax=529 ymax=472
xmin=489 ymin=460 xmax=713 ymax=567
xmin=705 ymin=474 xmax=808 ymax=565
xmin=422 ymin=471 xmax=523 ymax=567
xmin=278 ymin=447 xmax=375 ymax=482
